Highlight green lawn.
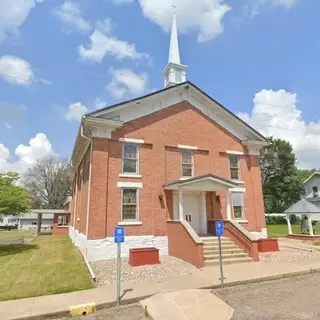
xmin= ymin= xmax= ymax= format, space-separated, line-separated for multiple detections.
xmin=267 ymin=224 xmax=320 ymax=238
xmin=0 ymin=230 xmax=36 ymax=241
xmin=0 ymin=236 xmax=94 ymax=301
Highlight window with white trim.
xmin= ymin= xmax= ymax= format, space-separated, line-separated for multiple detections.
xmin=58 ymin=215 xmax=69 ymax=226
xmin=229 ymin=154 xmax=240 ymax=180
xmin=122 ymin=144 xmax=139 ymax=174
xmin=181 ymin=150 xmax=193 ymax=177
xmin=122 ymin=189 xmax=138 ymax=221
xmin=231 ymin=192 xmax=245 ymax=219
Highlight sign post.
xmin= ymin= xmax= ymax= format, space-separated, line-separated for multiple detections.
xmin=215 ymin=221 xmax=225 ymax=288
xmin=114 ymin=226 xmax=125 ymax=306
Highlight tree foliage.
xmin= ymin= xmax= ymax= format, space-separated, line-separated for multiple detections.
xmin=260 ymin=137 xmax=315 ymax=213
xmin=0 ymin=172 xmax=31 ymax=215
xmin=23 ymin=156 xmax=72 ymax=209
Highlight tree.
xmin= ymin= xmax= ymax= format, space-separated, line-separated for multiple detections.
xmin=0 ymin=172 xmax=31 ymax=215
xmin=23 ymin=156 xmax=72 ymax=209
xmin=260 ymin=137 xmax=304 ymax=213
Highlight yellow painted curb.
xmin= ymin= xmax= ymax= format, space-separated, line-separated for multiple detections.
xmin=69 ymin=302 xmax=96 ymax=316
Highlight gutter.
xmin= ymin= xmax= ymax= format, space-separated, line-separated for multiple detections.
xmin=80 ymin=117 xmax=93 ymax=238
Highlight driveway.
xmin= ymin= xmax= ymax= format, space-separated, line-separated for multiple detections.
xmin=215 ymin=273 xmax=320 ymax=320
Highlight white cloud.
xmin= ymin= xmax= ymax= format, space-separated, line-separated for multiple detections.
xmin=65 ymin=102 xmax=88 ymax=121
xmin=53 ymin=1 xmax=91 ymax=34
xmin=94 ymin=98 xmax=107 ymax=109
xmin=250 ymin=0 xmax=303 ymax=16
xmin=238 ymin=89 xmax=320 ymax=169
xmin=0 ymin=133 xmax=53 ymax=173
xmin=138 ymin=0 xmax=231 ymax=42
xmin=0 ymin=0 xmax=43 ymax=43
xmin=4 ymin=123 xmax=12 ymax=130
xmin=0 ymin=55 xmax=34 ymax=85
xmin=106 ymin=68 xmax=148 ymax=99
xmin=78 ymin=20 xmax=149 ymax=62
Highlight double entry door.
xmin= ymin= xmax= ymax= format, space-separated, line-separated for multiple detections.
xmin=173 ymin=192 xmax=203 ymax=234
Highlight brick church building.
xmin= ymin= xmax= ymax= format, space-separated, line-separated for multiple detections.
xmin=69 ymin=11 xmax=268 ymax=267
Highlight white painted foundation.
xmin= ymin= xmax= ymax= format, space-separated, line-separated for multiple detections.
xmin=250 ymin=227 xmax=268 ymax=240
xmin=69 ymin=227 xmax=168 ymax=262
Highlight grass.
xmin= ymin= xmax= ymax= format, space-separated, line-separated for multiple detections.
xmin=0 ymin=236 xmax=94 ymax=301
xmin=0 ymin=230 xmax=36 ymax=241
xmin=267 ymin=224 xmax=320 ymax=238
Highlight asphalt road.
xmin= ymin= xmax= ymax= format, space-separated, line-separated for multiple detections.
xmin=215 ymin=273 xmax=320 ymax=320
xmin=62 ymin=273 xmax=320 ymax=320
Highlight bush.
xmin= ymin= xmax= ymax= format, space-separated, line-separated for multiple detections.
xmin=266 ymin=215 xmax=287 ymax=225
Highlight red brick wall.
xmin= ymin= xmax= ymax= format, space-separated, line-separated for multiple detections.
xmin=71 ymin=146 xmax=90 ymax=235
xmin=72 ymin=101 xmax=266 ymax=240
xmin=53 ymin=214 xmax=69 ymax=236
xmin=167 ymin=221 xmax=204 ymax=268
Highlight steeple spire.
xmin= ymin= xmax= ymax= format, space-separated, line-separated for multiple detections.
xmin=163 ymin=5 xmax=188 ymax=88
xmin=168 ymin=8 xmax=180 ymax=64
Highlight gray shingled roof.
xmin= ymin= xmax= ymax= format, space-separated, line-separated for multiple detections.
xmin=285 ymin=198 xmax=320 ymax=214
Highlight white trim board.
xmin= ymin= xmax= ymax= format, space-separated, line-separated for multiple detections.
xmin=119 ymin=138 xmax=145 ymax=144
xmin=117 ymin=182 xmax=143 ymax=188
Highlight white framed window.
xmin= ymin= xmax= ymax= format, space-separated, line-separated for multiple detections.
xmin=122 ymin=144 xmax=139 ymax=174
xmin=231 ymin=192 xmax=245 ymax=219
xmin=58 ymin=215 xmax=69 ymax=226
xmin=181 ymin=150 xmax=193 ymax=177
xmin=121 ymin=188 xmax=139 ymax=221
xmin=229 ymin=154 xmax=240 ymax=180
xmin=8 ymin=219 xmax=17 ymax=223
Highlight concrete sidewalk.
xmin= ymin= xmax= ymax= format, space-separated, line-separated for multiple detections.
xmin=1 ymin=259 xmax=320 ymax=320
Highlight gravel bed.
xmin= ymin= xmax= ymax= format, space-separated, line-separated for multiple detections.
xmin=91 ymin=256 xmax=197 ymax=287
xmin=260 ymin=246 xmax=320 ymax=263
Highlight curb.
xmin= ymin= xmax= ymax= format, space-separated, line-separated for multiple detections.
xmin=12 ymin=268 xmax=320 ymax=320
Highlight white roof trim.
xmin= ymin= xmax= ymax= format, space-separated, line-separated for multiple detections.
xmin=119 ymin=138 xmax=145 ymax=144
xmin=178 ymin=144 xmax=198 ymax=150
xmin=303 ymin=172 xmax=320 ymax=184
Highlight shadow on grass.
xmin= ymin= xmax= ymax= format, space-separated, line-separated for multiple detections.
xmin=0 ymin=244 xmax=39 ymax=257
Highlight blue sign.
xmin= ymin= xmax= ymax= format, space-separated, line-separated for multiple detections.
xmin=114 ymin=226 xmax=125 ymax=243
xmin=215 ymin=220 xmax=224 ymax=236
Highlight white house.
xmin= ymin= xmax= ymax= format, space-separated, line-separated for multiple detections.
xmin=0 ymin=213 xmax=53 ymax=230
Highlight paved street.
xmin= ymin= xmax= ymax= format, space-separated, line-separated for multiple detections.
xmin=216 ymin=273 xmax=320 ymax=320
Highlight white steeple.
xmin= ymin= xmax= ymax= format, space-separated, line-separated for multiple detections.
xmin=163 ymin=7 xmax=188 ymax=88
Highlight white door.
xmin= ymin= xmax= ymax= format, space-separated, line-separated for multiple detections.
xmin=183 ymin=193 xmax=200 ymax=234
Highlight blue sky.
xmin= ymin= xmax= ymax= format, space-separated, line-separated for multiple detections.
xmin=0 ymin=0 xmax=319 ymax=171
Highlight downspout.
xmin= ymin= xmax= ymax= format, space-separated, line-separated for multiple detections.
xmin=80 ymin=118 xmax=93 ymax=240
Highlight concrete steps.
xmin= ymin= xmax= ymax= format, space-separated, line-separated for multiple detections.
xmin=201 ymin=236 xmax=253 ymax=267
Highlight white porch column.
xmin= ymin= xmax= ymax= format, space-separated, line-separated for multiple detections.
xmin=286 ymin=214 xmax=293 ymax=235
xmin=226 ymin=190 xmax=231 ymax=220
xmin=200 ymin=192 xmax=207 ymax=234
xmin=178 ymin=188 xmax=184 ymax=221
xmin=308 ymin=214 xmax=314 ymax=236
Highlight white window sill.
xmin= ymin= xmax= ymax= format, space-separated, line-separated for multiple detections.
xmin=119 ymin=174 xmax=142 ymax=178
xmin=232 ymin=180 xmax=245 ymax=184
xmin=180 ymin=176 xmax=193 ymax=180
xmin=118 ymin=221 xmax=142 ymax=226
xmin=234 ymin=219 xmax=248 ymax=224
xmin=58 ymin=226 xmax=69 ymax=228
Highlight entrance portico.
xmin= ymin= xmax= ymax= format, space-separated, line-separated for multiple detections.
xmin=164 ymin=174 xmax=239 ymax=235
